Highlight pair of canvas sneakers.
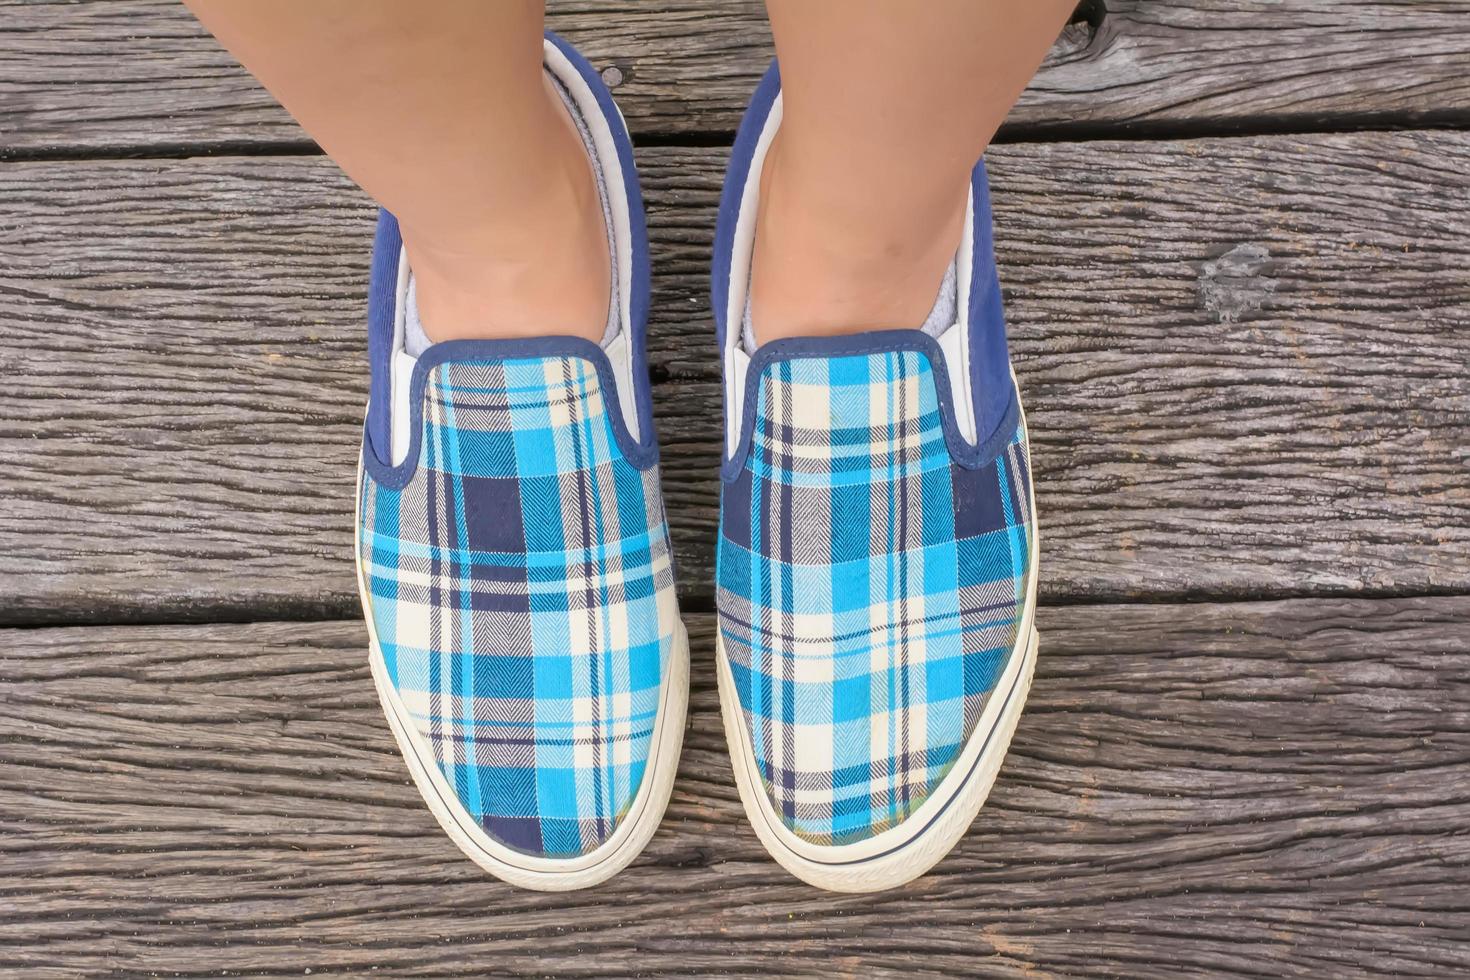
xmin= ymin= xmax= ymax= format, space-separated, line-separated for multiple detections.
xmin=355 ymin=35 xmax=1038 ymax=893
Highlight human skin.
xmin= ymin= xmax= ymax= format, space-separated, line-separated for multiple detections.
xmin=751 ymin=0 xmax=1076 ymax=343
xmin=184 ymin=0 xmax=1075 ymax=345
xmin=183 ymin=0 xmax=610 ymax=343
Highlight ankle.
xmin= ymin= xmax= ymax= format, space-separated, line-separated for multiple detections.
xmin=749 ymin=133 xmax=968 ymax=345
xmin=401 ymin=77 xmax=611 ymax=345
xmin=405 ymin=209 xmax=609 ymax=345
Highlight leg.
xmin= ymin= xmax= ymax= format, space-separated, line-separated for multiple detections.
xmin=752 ymin=0 xmax=1075 ymax=342
xmin=184 ymin=0 xmax=609 ymax=342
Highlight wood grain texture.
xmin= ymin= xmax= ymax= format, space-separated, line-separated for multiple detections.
xmin=2 ymin=598 xmax=1468 ymax=977
xmin=4 ymin=0 xmax=1470 ymax=155
xmin=2 ymin=132 xmax=1468 ymax=622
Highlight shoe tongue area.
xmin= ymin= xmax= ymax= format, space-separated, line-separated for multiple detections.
xmin=748 ymin=332 xmax=947 ymax=447
xmin=389 ymin=339 xmax=612 ymax=468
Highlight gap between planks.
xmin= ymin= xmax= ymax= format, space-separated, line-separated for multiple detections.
xmin=5 ymin=0 xmax=1470 ymax=156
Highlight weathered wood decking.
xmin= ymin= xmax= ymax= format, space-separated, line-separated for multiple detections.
xmin=2 ymin=2 xmax=1468 ymax=977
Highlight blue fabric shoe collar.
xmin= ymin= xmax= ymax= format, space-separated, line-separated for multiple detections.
xmin=719 ymin=329 xmax=1019 ymax=482
xmin=361 ymin=335 xmax=659 ymax=492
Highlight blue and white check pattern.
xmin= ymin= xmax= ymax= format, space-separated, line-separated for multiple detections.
xmin=717 ymin=349 xmax=1033 ymax=846
xmin=360 ymin=355 xmax=679 ymax=858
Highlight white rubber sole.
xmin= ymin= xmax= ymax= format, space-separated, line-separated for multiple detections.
xmin=354 ymin=462 xmax=689 ymax=891
xmin=718 ymin=622 xmax=1036 ymax=893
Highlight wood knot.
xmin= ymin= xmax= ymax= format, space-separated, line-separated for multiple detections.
xmin=1197 ymin=243 xmax=1279 ymax=323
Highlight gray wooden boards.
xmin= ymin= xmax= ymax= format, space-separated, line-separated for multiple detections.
xmin=4 ymin=0 xmax=1470 ymax=157
xmin=3 ymin=598 xmax=1467 ymax=977
xmin=5 ymin=4 xmax=1467 ymax=976
xmin=1 ymin=132 xmax=1466 ymax=623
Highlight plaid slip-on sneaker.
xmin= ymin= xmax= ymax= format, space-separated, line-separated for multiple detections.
xmin=354 ymin=33 xmax=688 ymax=891
xmin=710 ymin=66 xmax=1039 ymax=892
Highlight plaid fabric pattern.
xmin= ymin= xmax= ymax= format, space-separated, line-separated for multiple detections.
xmin=717 ymin=349 xmax=1033 ymax=846
xmin=360 ymin=355 xmax=678 ymax=858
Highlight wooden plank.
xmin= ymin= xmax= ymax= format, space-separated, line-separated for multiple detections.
xmin=2 ymin=597 xmax=1467 ymax=977
xmin=4 ymin=1 xmax=1470 ymax=156
xmin=2 ymin=132 xmax=1467 ymax=622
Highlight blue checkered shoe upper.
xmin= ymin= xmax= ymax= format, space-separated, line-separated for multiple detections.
xmin=359 ymin=354 xmax=679 ymax=858
xmin=716 ymin=348 xmax=1033 ymax=846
